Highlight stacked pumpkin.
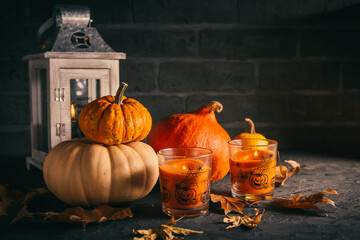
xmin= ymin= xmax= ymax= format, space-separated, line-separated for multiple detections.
xmin=43 ymin=83 xmax=158 ymax=207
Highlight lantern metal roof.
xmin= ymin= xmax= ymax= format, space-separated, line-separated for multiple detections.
xmin=37 ymin=4 xmax=114 ymax=53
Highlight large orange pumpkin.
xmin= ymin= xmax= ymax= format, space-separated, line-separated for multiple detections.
xmin=43 ymin=138 xmax=159 ymax=206
xmin=147 ymin=101 xmax=231 ymax=182
xmin=79 ymin=82 xmax=152 ymax=145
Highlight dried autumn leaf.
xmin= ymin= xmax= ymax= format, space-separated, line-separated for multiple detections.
xmin=23 ymin=188 xmax=50 ymax=203
xmin=271 ymin=187 xmax=338 ymax=216
xmin=275 ymin=160 xmax=305 ymax=185
xmin=210 ymin=193 xmax=247 ymax=215
xmin=0 ymin=184 xmax=24 ymax=217
xmin=223 ymin=208 xmax=265 ymax=229
xmin=41 ymin=205 xmax=133 ymax=230
xmin=0 ymin=184 xmax=49 ymax=223
xmin=133 ymin=216 xmax=203 ymax=240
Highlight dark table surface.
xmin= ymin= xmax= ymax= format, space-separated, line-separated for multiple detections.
xmin=1 ymin=152 xmax=359 ymax=240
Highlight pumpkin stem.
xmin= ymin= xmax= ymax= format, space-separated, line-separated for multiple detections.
xmin=114 ymin=82 xmax=128 ymax=105
xmin=245 ymin=118 xmax=256 ymax=134
xmin=206 ymin=101 xmax=223 ymax=113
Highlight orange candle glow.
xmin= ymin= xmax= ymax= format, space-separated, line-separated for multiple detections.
xmin=159 ymin=159 xmax=211 ymax=210
xmin=71 ymin=104 xmax=76 ymax=122
xmin=229 ymin=149 xmax=276 ymax=195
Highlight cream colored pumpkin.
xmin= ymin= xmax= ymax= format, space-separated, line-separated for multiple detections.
xmin=43 ymin=138 xmax=159 ymax=206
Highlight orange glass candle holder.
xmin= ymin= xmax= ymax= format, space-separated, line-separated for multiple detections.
xmin=157 ymin=147 xmax=212 ymax=217
xmin=228 ymin=139 xmax=278 ymax=201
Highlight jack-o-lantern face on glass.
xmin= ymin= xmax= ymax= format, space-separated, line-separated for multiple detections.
xmin=200 ymin=190 xmax=209 ymax=204
xmin=228 ymin=139 xmax=278 ymax=201
xmin=157 ymin=147 xmax=212 ymax=217
xmin=175 ymin=184 xmax=197 ymax=205
xmin=161 ymin=186 xmax=170 ymax=203
xmin=249 ymin=169 xmax=269 ymax=189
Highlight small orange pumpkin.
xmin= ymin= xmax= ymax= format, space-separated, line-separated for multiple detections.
xmin=79 ymin=82 xmax=152 ymax=145
xmin=147 ymin=101 xmax=231 ymax=182
xmin=234 ymin=118 xmax=267 ymax=146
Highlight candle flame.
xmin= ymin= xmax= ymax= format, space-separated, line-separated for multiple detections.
xmin=182 ymin=165 xmax=187 ymax=171
xmin=254 ymin=150 xmax=258 ymax=157
xmin=71 ymin=104 xmax=76 ymax=120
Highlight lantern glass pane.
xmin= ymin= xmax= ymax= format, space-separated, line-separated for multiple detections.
xmin=37 ymin=69 xmax=48 ymax=151
xmin=70 ymin=79 xmax=101 ymax=138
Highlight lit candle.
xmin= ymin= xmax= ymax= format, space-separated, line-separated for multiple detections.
xmin=70 ymin=103 xmax=84 ymax=138
xmin=71 ymin=104 xmax=76 ymax=122
xmin=229 ymin=149 xmax=276 ymax=195
xmin=159 ymin=159 xmax=211 ymax=210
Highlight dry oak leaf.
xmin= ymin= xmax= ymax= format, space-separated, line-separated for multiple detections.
xmin=133 ymin=216 xmax=203 ymax=240
xmin=0 ymin=184 xmax=49 ymax=223
xmin=223 ymin=208 xmax=265 ymax=229
xmin=210 ymin=193 xmax=247 ymax=215
xmin=271 ymin=187 xmax=338 ymax=216
xmin=275 ymin=160 xmax=305 ymax=185
xmin=41 ymin=204 xmax=133 ymax=230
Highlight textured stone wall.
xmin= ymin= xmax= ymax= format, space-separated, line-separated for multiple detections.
xmin=0 ymin=0 xmax=360 ymax=157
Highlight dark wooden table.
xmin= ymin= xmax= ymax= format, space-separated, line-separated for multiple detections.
xmin=1 ymin=152 xmax=359 ymax=239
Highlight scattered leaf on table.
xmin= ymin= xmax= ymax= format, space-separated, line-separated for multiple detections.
xmin=275 ymin=160 xmax=305 ymax=185
xmin=41 ymin=205 xmax=133 ymax=230
xmin=0 ymin=184 xmax=49 ymax=223
xmin=223 ymin=208 xmax=265 ymax=229
xmin=0 ymin=184 xmax=24 ymax=217
xmin=271 ymin=187 xmax=338 ymax=216
xmin=210 ymin=193 xmax=247 ymax=215
xmin=133 ymin=216 xmax=203 ymax=240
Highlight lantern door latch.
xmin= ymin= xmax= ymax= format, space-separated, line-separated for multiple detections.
xmin=56 ymin=123 xmax=66 ymax=136
xmin=54 ymin=88 xmax=65 ymax=101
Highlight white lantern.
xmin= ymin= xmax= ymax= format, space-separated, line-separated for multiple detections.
xmin=23 ymin=5 xmax=126 ymax=170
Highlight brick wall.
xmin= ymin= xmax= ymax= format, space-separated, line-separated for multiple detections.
xmin=0 ymin=0 xmax=360 ymax=157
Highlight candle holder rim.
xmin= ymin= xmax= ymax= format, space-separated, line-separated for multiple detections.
xmin=157 ymin=146 xmax=213 ymax=158
xmin=228 ymin=138 xmax=278 ymax=147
